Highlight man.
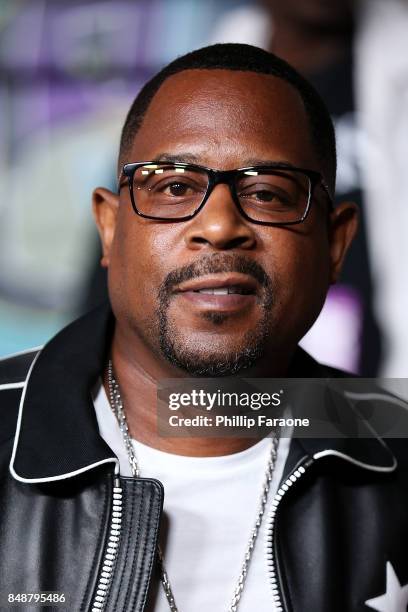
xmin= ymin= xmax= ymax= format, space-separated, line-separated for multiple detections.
xmin=0 ymin=44 xmax=407 ymax=612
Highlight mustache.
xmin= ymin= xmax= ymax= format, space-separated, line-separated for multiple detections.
xmin=158 ymin=253 xmax=272 ymax=299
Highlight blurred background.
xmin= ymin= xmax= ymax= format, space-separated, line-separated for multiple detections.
xmin=0 ymin=0 xmax=407 ymax=377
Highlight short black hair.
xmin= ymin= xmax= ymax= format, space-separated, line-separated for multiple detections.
xmin=119 ymin=43 xmax=337 ymax=191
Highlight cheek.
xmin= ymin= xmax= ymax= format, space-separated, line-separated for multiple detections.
xmin=265 ymin=230 xmax=330 ymax=330
xmin=108 ymin=214 xmax=179 ymax=320
xmin=286 ymin=237 xmax=329 ymax=284
xmin=107 ymin=216 xmax=154 ymax=318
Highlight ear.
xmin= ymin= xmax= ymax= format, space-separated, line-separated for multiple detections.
xmin=92 ymin=187 xmax=119 ymax=268
xmin=328 ymin=201 xmax=359 ymax=284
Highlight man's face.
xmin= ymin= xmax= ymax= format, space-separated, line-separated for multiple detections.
xmin=94 ymin=69 xmax=356 ymax=376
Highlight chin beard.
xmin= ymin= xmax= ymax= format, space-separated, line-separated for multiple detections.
xmin=156 ymin=254 xmax=275 ymax=377
xmin=159 ymin=317 xmax=269 ymax=377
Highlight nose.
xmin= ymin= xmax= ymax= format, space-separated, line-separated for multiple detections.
xmin=183 ymin=183 xmax=257 ymax=251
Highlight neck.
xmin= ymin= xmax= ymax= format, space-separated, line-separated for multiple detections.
xmin=107 ymin=324 xmax=294 ymax=457
xmin=269 ymin=15 xmax=353 ymax=76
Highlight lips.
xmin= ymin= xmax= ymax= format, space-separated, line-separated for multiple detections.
xmin=174 ymin=274 xmax=259 ymax=313
xmin=193 ymin=286 xmax=251 ymax=295
xmin=175 ymin=274 xmax=259 ymax=296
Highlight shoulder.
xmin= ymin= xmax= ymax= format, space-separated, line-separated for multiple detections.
xmin=321 ymin=363 xmax=357 ymax=378
xmin=386 ymin=436 xmax=408 ymax=461
xmin=0 ymin=348 xmax=41 ymax=388
xmin=292 ymin=347 xmax=356 ymax=378
xmin=0 ymin=348 xmax=40 ymax=462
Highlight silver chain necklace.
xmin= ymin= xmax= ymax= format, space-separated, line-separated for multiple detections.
xmin=107 ymin=359 xmax=279 ymax=612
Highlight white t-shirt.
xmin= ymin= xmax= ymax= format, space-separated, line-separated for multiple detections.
xmin=94 ymin=383 xmax=291 ymax=612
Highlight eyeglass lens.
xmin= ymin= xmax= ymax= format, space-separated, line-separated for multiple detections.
xmin=131 ymin=163 xmax=311 ymax=223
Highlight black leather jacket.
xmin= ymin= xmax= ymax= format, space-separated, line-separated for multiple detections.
xmin=1 ymin=305 xmax=407 ymax=612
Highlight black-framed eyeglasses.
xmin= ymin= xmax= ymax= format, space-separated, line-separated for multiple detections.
xmin=119 ymin=161 xmax=333 ymax=226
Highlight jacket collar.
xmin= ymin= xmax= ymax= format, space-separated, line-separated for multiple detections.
xmin=9 ymin=302 xmax=397 ymax=483
xmin=10 ymin=303 xmax=117 ymax=483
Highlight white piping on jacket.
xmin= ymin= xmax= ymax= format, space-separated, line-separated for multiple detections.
xmin=345 ymin=390 xmax=408 ymax=410
xmin=0 ymin=346 xmax=42 ymax=362
xmin=0 ymin=382 xmax=25 ymax=391
xmin=0 ymin=347 xmax=42 ymax=391
xmin=313 ymin=449 xmax=397 ymax=472
xmin=8 ymin=347 xmax=119 ymax=484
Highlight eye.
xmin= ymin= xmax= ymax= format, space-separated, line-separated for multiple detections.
xmin=239 ymin=183 xmax=292 ymax=207
xmin=246 ymin=188 xmax=278 ymax=202
xmin=163 ymin=182 xmax=192 ymax=197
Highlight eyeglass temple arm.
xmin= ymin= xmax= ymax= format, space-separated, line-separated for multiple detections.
xmin=117 ymin=169 xmax=127 ymax=193
xmin=320 ymin=178 xmax=334 ymax=209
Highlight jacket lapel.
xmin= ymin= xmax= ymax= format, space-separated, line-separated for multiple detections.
xmin=10 ymin=303 xmax=117 ymax=482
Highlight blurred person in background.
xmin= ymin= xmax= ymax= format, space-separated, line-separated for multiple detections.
xmin=211 ymin=0 xmax=408 ymax=377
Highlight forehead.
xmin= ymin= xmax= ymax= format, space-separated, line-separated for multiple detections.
xmin=129 ymin=69 xmax=318 ymax=170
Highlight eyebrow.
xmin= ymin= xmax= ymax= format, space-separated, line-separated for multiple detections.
xmin=238 ymin=158 xmax=299 ymax=170
xmin=151 ymin=152 xmax=299 ymax=170
xmin=152 ymin=152 xmax=201 ymax=164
